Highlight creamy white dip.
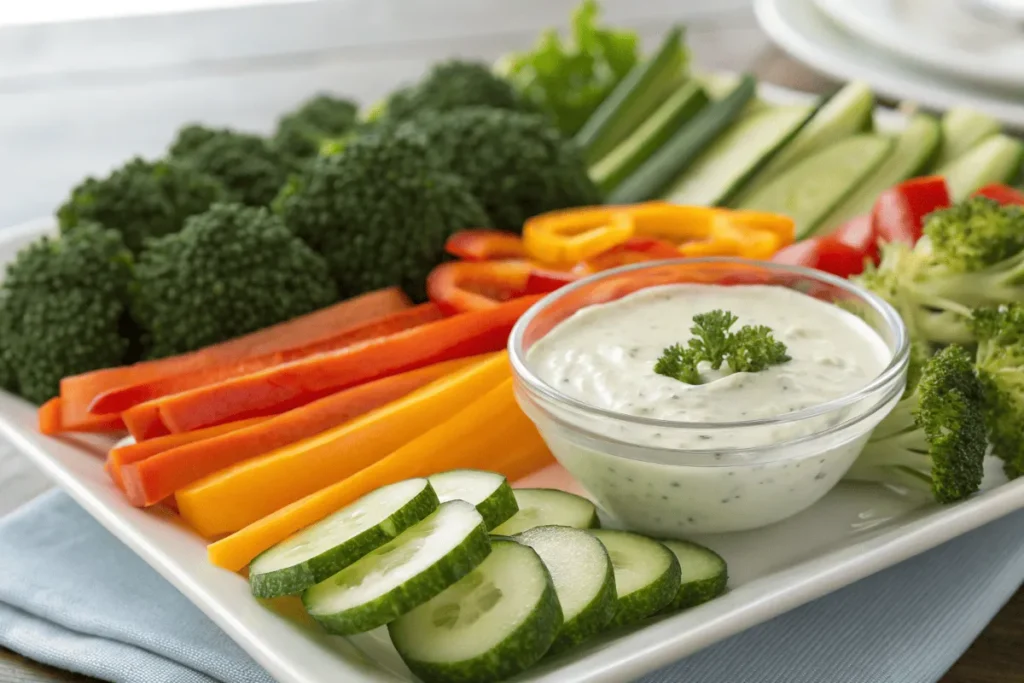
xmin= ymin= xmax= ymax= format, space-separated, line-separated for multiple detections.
xmin=523 ymin=284 xmax=895 ymax=534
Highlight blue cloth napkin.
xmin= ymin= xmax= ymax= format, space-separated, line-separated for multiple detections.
xmin=0 ymin=491 xmax=1021 ymax=683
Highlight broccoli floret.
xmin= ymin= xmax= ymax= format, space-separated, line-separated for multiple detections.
xmin=971 ymin=304 xmax=1024 ymax=479
xmin=408 ymin=107 xmax=600 ymax=231
xmin=845 ymin=345 xmax=987 ymax=503
xmin=854 ymin=198 xmax=1024 ymax=347
xmin=0 ymin=224 xmax=134 ymax=403
xmin=274 ymin=127 xmax=489 ymax=301
xmin=57 ymin=157 xmax=226 ymax=253
xmin=169 ymin=125 xmax=287 ymax=207
xmin=273 ymin=94 xmax=359 ymax=167
xmin=132 ymin=203 xmax=337 ymax=357
xmin=380 ymin=60 xmax=533 ymax=122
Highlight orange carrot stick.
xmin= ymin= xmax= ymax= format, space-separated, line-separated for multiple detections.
xmin=38 ymin=397 xmax=125 ymax=435
xmin=58 ymin=288 xmax=411 ymax=429
xmin=205 ymin=378 xmax=552 ymax=571
xmin=120 ymin=355 xmax=479 ymax=507
xmin=106 ymin=417 xmax=268 ymax=491
xmin=140 ymin=295 xmax=540 ymax=436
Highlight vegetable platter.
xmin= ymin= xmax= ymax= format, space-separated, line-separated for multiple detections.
xmin=4 ymin=83 xmax=1024 ymax=682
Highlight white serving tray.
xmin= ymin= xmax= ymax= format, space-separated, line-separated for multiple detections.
xmin=3 ymin=88 xmax=1024 ymax=682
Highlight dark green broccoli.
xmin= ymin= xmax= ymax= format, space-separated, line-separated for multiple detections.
xmin=408 ymin=107 xmax=600 ymax=231
xmin=378 ymin=60 xmax=534 ymax=122
xmin=169 ymin=125 xmax=287 ymax=207
xmin=971 ymin=304 xmax=1024 ymax=479
xmin=0 ymin=224 xmax=134 ymax=403
xmin=274 ymin=127 xmax=489 ymax=301
xmin=273 ymin=94 xmax=359 ymax=167
xmin=57 ymin=157 xmax=226 ymax=253
xmin=132 ymin=202 xmax=337 ymax=358
xmin=845 ymin=344 xmax=987 ymax=503
xmin=854 ymin=197 xmax=1024 ymax=347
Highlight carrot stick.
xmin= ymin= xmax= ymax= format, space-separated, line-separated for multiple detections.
xmin=38 ymin=397 xmax=125 ymax=435
xmin=143 ymin=295 xmax=540 ymax=435
xmin=176 ymin=352 xmax=510 ymax=538
xmin=92 ymin=303 xmax=442 ymax=415
xmin=58 ymin=288 xmax=410 ymax=429
xmin=206 ymin=378 xmax=552 ymax=571
xmin=121 ymin=355 xmax=479 ymax=507
xmin=106 ymin=417 xmax=268 ymax=491
xmin=122 ymin=404 xmax=170 ymax=442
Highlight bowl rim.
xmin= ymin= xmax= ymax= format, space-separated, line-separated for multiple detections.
xmin=508 ymin=256 xmax=909 ymax=435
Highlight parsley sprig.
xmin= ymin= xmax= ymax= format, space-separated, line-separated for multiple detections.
xmin=654 ymin=309 xmax=790 ymax=385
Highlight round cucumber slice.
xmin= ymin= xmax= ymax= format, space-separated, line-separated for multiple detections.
xmin=302 ymin=500 xmax=490 ymax=635
xmin=250 ymin=478 xmax=439 ymax=598
xmin=514 ymin=525 xmax=617 ymax=654
xmin=389 ymin=540 xmax=562 ymax=683
xmin=589 ymin=529 xmax=680 ymax=628
xmin=661 ymin=539 xmax=728 ymax=611
xmin=490 ymin=489 xmax=599 ymax=536
xmin=428 ymin=470 xmax=518 ymax=530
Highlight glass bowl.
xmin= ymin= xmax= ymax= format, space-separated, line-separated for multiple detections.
xmin=509 ymin=258 xmax=909 ymax=535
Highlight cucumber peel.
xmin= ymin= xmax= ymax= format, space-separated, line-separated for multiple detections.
xmin=389 ymin=540 xmax=562 ymax=683
xmin=491 ymin=489 xmax=600 ymax=536
xmin=660 ymin=539 xmax=728 ymax=611
xmin=590 ymin=529 xmax=680 ymax=628
xmin=936 ymin=134 xmax=1024 ymax=201
xmin=429 ymin=470 xmax=518 ymax=531
xmin=931 ymin=107 xmax=1002 ymax=170
xmin=249 ymin=478 xmax=439 ymax=598
xmin=303 ymin=501 xmax=490 ymax=635
xmin=515 ymin=525 xmax=617 ymax=653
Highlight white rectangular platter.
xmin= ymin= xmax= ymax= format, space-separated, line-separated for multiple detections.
xmin=3 ymin=86 xmax=1024 ymax=683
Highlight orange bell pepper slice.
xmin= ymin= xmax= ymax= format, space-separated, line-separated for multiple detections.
xmin=444 ymin=229 xmax=527 ymax=261
xmin=523 ymin=207 xmax=635 ymax=264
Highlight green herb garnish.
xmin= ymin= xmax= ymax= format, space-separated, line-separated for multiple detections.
xmin=654 ymin=309 xmax=790 ymax=384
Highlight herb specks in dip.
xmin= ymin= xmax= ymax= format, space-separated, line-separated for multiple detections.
xmin=527 ymin=284 xmax=889 ymax=450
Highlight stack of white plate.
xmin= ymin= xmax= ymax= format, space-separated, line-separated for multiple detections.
xmin=754 ymin=0 xmax=1024 ymax=127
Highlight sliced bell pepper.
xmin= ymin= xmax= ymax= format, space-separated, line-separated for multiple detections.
xmin=831 ymin=215 xmax=877 ymax=264
xmin=973 ymin=184 xmax=1024 ymax=206
xmin=445 ymin=229 xmax=527 ymax=261
xmin=427 ymin=261 xmax=568 ymax=315
xmin=771 ymin=236 xmax=868 ymax=279
xmin=572 ymin=236 xmax=682 ymax=275
xmin=523 ymin=207 xmax=635 ymax=264
xmin=625 ymin=202 xmax=718 ymax=242
xmin=871 ymin=176 xmax=950 ymax=246
xmin=678 ymin=211 xmax=790 ymax=260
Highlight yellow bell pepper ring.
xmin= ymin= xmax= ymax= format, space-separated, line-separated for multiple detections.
xmin=523 ymin=207 xmax=635 ymax=265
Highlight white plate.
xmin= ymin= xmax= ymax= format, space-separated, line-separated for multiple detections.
xmin=755 ymin=0 xmax=1024 ymax=130
xmin=3 ymin=107 xmax=1024 ymax=680
xmin=813 ymin=0 xmax=1024 ymax=89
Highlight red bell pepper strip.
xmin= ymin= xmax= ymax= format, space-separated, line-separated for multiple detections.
xmin=427 ymin=261 xmax=531 ymax=315
xmin=871 ymin=176 xmax=950 ymax=246
xmin=124 ymin=295 xmax=542 ymax=435
xmin=832 ymin=215 xmax=879 ymax=265
xmin=973 ymin=184 xmax=1024 ymax=206
xmin=771 ymin=236 xmax=869 ymax=279
xmin=445 ymin=229 xmax=527 ymax=261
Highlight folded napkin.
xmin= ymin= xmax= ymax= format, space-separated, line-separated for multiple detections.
xmin=0 ymin=491 xmax=1021 ymax=683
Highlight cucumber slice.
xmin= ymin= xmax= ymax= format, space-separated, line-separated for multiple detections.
xmin=250 ymin=478 xmax=439 ymax=598
xmin=738 ymin=134 xmax=894 ymax=239
xmin=590 ymin=530 xmax=680 ymax=628
xmin=607 ymin=75 xmax=756 ymax=204
xmin=490 ymin=489 xmax=600 ymax=536
xmin=590 ymin=81 xmax=709 ymax=195
xmin=389 ymin=540 xmax=561 ymax=683
xmin=737 ymin=81 xmax=875 ymax=201
xmin=817 ymin=113 xmax=941 ymax=234
xmin=575 ymin=27 xmax=687 ymax=164
xmin=664 ymin=104 xmax=815 ymax=206
xmin=931 ymin=107 xmax=1001 ymax=170
xmin=514 ymin=525 xmax=616 ymax=653
xmin=428 ymin=470 xmax=518 ymax=531
xmin=660 ymin=540 xmax=728 ymax=611
xmin=302 ymin=500 xmax=490 ymax=635
xmin=936 ymin=134 xmax=1024 ymax=201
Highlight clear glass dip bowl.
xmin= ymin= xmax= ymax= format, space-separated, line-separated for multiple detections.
xmin=509 ymin=258 xmax=909 ymax=536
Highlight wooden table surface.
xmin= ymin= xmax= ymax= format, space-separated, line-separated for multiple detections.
xmin=0 ymin=1 xmax=1020 ymax=681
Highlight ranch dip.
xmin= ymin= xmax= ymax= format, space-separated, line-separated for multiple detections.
xmin=523 ymin=283 xmax=894 ymax=534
